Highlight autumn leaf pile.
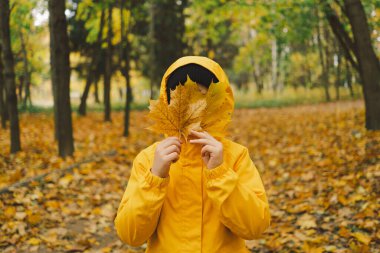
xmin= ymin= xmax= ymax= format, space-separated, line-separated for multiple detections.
xmin=0 ymin=100 xmax=379 ymax=252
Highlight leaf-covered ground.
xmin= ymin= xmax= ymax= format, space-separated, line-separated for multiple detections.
xmin=0 ymin=100 xmax=379 ymax=252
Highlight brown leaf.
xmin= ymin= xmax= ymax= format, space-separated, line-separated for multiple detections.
xmin=296 ymin=214 xmax=317 ymax=229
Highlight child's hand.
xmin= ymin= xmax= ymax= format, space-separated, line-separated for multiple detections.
xmin=151 ymin=137 xmax=182 ymax=178
xmin=189 ymin=130 xmax=223 ymax=169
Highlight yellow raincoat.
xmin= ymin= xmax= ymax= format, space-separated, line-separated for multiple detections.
xmin=114 ymin=56 xmax=271 ymax=252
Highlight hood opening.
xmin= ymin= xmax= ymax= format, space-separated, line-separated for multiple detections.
xmin=166 ymin=63 xmax=220 ymax=104
xmin=159 ymin=56 xmax=235 ymax=140
xmin=159 ymin=56 xmax=233 ymax=105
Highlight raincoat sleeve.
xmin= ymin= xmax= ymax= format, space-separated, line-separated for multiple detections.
xmin=203 ymin=146 xmax=271 ymax=239
xmin=114 ymin=148 xmax=170 ymax=246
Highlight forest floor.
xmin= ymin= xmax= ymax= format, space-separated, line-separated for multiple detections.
xmin=0 ymin=100 xmax=379 ymax=252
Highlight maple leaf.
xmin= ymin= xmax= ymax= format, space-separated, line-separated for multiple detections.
xmin=146 ymin=76 xmax=233 ymax=140
xmin=146 ymin=76 xmax=206 ymax=142
xmin=201 ymin=80 xmax=232 ymax=137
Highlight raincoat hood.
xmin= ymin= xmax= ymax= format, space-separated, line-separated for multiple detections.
xmin=159 ymin=56 xmax=235 ymax=143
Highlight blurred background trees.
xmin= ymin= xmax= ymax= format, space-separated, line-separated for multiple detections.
xmin=0 ymin=0 xmax=379 ymax=157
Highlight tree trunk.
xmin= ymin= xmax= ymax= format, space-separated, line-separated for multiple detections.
xmin=48 ymin=0 xmax=74 ymax=157
xmin=0 ymin=45 xmax=7 ymax=129
xmin=316 ymin=7 xmax=331 ymax=102
xmin=250 ymin=55 xmax=263 ymax=94
xmin=334 ymin=44 xmax=342 ymax=100
xmin=277 ymin=48 xmax=285 ymax=94
xmin=344 ymin=0 xmax=380 ymax=130
xmin=104 ymin=3 xmax=113 ymax=122
xmin=18 ymin=76 xmax=23 ymax=102
xmin=148 ymin=0 xmax=156 ymax=100
xmin=19 ymin=30 xmax=32 ymax=108
xmin=93 ymin=75 xmax=100 ymax=103
xmin=324 ymin=26 xmax=333 ymax=101
xmin=0 ymin=45 xmax=6 ymax=128
xmin=78 ymin=8 xmax=105 ymax=116
xmin=78 ymin=70 xmax=93 ymax=116
xmin=0 ymin=0 xmax=21 ymax=153
xmin=24 ymin=78 xmax=32 ymax=107
xmin=271 ymin=39 xmax=278 ymax=93
xmin=21 ymin=78 xmax=31 ymax=107
xmin=345 ymin=58 xmax=354 ymax=98
xmin=119 ymin=0 xmax=133 ymax=137
xmin=323 ymin=3 xmax=359 ymax=72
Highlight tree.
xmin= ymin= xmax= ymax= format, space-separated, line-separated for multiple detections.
xmin=344 ymin=0 xmax=380 ymax=130
xmin=104 ymin=1 xmax=113 ymax=122
xmin=0 ymin=0 xmax=21 ymax=153
xmin=119 ymin=0 xmax=133 ymax=137
xmin=9 ymin=0 xmax=45 ymax=110
xmin=77 ymin=8 xmax=105 ymax=116
xmin=0 ymin=45 xmax=8 ymax=129
xmin=149 ymin=0 xmax=188 ymax=99
xmin=323 ymin=0 xmax=380 ymax=130
xmin=48 ymin=0 xmax=74 ymax=157
xmin=316 ymin=6 xmax=331 ymax=101
xmin=19 ymin=30 xmax=32 ymax=108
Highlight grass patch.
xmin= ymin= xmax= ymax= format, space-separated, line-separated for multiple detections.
xmin=18 ymin=86 xmax=363 ymax=114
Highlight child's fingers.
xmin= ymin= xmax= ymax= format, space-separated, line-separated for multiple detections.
xmin=201 ymin=130 xmax=214 ymax=139
xmin=162 ymin=144 xmax=181 ymax=155
xmin=190 ymin=129 xmax=215 ymax=140
xmin=161 ymin=137 xmax=182 ymax=148
xmin=165 ymin=152 xmax=179 ymax=162
xmin=201 ymin=145 xmax=216 ymax=157
xmin=190 ymin=129 xmax=208 ymax=139
xmin=164 ymin=136 xmax=182 ymax=143
xmin=189 ymin=138 xmax=215 ymax=146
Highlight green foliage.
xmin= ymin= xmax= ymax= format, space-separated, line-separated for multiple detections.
xmin=4 ymin=0 xmax=379 ymax=109
xmin=9 ymin=0 xmax=48 ymax=88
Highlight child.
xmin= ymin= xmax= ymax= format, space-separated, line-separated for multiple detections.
xmin=114 ymin=56 xmax=271 ymax=253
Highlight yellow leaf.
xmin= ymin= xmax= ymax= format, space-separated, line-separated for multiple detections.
xmin=27 ymin=213 xmax=42 ymax=225
xmin=9 ymin=169 xmax=23 ymax=183
xmin=338 ymin=195 xmax=349 ymax=205
xmin=58 ymin=174 xmax=73 ymax=187
xmin=351 ymin=232 xmax=371 ymax=245
xmin=302 ymin=242 xmax=324 ymax=253
xmin=146 ymin=75 xmax=206 ymax=142
xmin=92 ymin=207 xmax=102 ymax=215
xmin=4 ymin=206 xmax=16 ymax=218
xmin=45 ymin=200 xmax=60 ymax=209
xmin=338 ymin=227 xmax=351 ymax=238
xmin=102 ymin=247 xmax=112 ymax=253
xmin=28 ymin=237 xmax=41 ymax=245
xmin=201 ymin=80 xmax=233 ymax=137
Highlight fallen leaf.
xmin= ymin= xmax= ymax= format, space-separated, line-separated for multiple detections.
xmin=351 ymin=232 xmax=371 ymax=245
xmin=28 ymin=237 xmax=41 ymax=245
xmin=296 ymin=214 xmax=317 ymax=229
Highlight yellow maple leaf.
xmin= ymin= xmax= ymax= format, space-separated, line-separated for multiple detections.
xmin=201 ymin=80 xmax=232 ymax=137
xmin=146 ymin=76 xmax=206 ymax=142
